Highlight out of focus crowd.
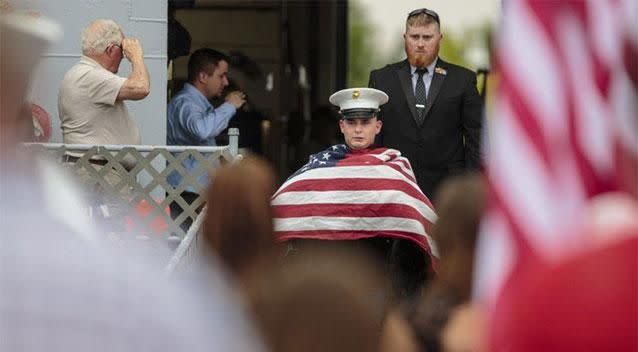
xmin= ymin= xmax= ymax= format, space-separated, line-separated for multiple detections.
xmin=2 ymin=1 xmax=637 ymax=352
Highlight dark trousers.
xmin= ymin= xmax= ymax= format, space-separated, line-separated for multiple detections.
xmin=284 ymin=237 xmax=430 ymax=303
xmin=388 ymin=239 xmax=432 ymax=302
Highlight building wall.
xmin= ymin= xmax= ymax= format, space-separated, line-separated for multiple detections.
xmin=19 ymin=0 xmax=167 ymax=145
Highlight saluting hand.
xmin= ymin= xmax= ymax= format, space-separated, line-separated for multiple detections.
xmin=122 ymin=38 xmax=144 ymax=62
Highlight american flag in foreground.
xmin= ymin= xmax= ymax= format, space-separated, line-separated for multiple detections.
xmin=272 ymin=144 xmax=439 ymax=266
xmin=474 ymin=0 xmax=638 ymax=306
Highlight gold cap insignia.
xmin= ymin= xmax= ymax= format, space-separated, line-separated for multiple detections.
xmin=352 ymin=90 xmax=360 ymax=99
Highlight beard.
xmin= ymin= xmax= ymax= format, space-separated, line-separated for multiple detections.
xmin=405 ymin=42 xmax=437 ymax=68
xmin=408 ymin=53 xmax=429 ymax=68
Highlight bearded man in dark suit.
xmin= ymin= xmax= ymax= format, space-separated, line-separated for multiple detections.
xmin=369 ymin=8 xmax=483 ymax=201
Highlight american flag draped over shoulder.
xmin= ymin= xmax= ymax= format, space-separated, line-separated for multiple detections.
xmin=474 ymin=0 xmax=638 ymax=306
xmin=272 ymin=144 xmax=439 ymax=264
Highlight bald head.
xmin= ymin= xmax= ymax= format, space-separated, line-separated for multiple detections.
xmin=81 ymin=19 xmax=123 ymax=55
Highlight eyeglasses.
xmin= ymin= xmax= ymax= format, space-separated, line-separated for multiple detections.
xmin=407 ymin=8 xmax=440 ymax=24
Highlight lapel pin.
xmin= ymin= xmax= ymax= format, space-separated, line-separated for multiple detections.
xmin=435 ymin=67 xmax=447 ymax=75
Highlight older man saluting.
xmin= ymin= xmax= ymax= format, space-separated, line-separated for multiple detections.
xmin=58 ymin=19 xmax=150 ymax=230
xmin=58 ymin=19 xmax=149 ymax=149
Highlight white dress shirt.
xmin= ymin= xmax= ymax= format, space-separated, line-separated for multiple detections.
xmin=410 ymin=57 xmax=438 ymax=98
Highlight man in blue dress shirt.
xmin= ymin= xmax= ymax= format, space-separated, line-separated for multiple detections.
xmin=167 ymin=48 xmax=245 ymax=234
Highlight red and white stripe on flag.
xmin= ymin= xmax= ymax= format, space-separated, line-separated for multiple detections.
xmin=474 ymin=0 xmax=638 ymax=305
xmin=272 ymin=147 xmax=439 ymax=266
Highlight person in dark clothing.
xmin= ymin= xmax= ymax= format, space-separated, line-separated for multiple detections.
xmin=369 ymin=8 xmax=483 ymax=200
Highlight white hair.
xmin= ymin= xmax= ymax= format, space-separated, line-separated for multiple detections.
xmin=81 ymin=19 xmax=123 ymax=55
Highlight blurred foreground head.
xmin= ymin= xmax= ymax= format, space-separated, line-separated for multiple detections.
xmin=0 ymin=226 xmax=265 ymax=352
xmin=490 ymin=235 xmax=638 ymax=352
xmin=0 ymin=13 xmax=61 ymax=153
xmin=401 ymin=282 xmax=466 ymax=352
xmin=203 ymin=156 xmax=279 ymax=277
xmin=431 ymin=173 xmax=486 ymax=299
xmin=246 ymin=247 xmax=386 ymax=352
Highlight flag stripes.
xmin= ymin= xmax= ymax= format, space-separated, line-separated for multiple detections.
xmin=272 ymin=145 xmax=438 ymax=265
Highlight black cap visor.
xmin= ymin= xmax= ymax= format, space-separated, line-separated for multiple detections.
xmin=340 ymin=108 xmax=379 ymax=120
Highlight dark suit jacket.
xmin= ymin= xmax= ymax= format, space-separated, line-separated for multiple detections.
xmin=368 ymin=58 xmax=483 ymax=199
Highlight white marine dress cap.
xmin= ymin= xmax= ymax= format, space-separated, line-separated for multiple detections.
xmin=329 ymin=87 xmax=389 ymax=119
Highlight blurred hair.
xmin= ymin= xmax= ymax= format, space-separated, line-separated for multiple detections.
xmin=202 ymin=156 xmax=278 ymax=277
xmin=187 ymin=48 xmax=229 ymax=83
xmin=440 ymin=303 xmax=485 ymax=352
xmin=406 ymin=13 xmax=440 ymax=32
xmin=387 ymin=239 xmax=432 ymax=304
xmin=431 ymin=173 xmax=485 ymax=299
xmin=401 ymin=283 xmax=466 ymax=352
xmin=245 ymin=248 xmax=385 ymax=352
xmin=81 ymin=19 xmax=123 ymax=55
xmin=380 ymin=309 xmax=420 ymax=352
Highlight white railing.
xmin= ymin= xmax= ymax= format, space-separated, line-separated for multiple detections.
xmin=22 ymin=128 xmax=240 ymax=241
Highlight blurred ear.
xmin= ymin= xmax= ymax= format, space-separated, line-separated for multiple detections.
xmin=108 ymin=42 xmax=123 ymax=55
xmin=375 ymin=120 xmax=382 ymax=135
xmin=104 ymin=44 xmax=115 ymax=56
xmin=197 ymin=71 xmax=208 ymax=85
